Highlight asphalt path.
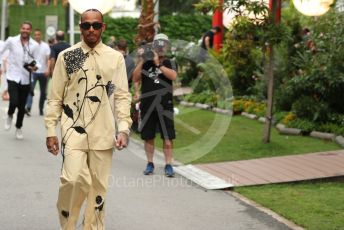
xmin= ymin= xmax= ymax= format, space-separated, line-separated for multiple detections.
xmin=0 ymin=98 xmax=291 ymax=230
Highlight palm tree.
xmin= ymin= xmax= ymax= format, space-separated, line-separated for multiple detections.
xmin=135 ymin=0 xmax=156 ymax=45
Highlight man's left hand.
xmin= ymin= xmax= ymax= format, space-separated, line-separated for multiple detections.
xmin=44 ymin=70 xmax=50 ymax=77
xmin=153 ymin=51 xmax=160 ymax=66
xmin=115 ymin=132 xmax=129 ymax=150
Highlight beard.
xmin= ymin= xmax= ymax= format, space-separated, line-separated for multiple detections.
xmin=83 ymin=32 xmax=102 ymax=48
xmin=20 ymin=32 xmax=30 ymax=40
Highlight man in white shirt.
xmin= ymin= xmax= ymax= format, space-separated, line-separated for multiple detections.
xmin=25 ymin=28 xmax=50 ymax=116
xmin=0 ymin=21 xmax=39 ymax=139
xmin=0 ymin=40 xmax=9 ymax=100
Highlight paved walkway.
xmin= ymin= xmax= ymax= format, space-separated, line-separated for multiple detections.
xmin=0 ymin=98 xmax=294 ymax=229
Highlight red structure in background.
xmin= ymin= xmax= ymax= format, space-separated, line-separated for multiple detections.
xmin=269 ymin=0 xmax=282 ymax=22
xmin=212 ymin=0 xmax=282 ymax=51
xmin=212 ymin=0 xmax=224 ymax=52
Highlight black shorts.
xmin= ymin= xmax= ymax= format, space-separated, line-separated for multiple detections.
xmin=139 ymin=109 xmax=176 ymax=140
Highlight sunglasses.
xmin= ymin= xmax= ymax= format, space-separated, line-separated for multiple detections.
xmin=79 ymin=22 xmax=103 ymax=30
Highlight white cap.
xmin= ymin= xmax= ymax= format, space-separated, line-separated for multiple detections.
xmin=153 ymin=33 xmax=169 ymax=41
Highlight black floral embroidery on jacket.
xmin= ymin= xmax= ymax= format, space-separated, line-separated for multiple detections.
xmin=64 ymin=48 xmax=89 ymax=75
xmin=105 ymin=81 xmax=115 ymax=97
xmin=61 ymin=48 xmax=109 ymax=148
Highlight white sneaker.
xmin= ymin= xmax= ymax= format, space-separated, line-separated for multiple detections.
xmin=15 ymin=128 xmax=24 ymax=140
xmin=4 ymin=116 xmax=13 ymax=131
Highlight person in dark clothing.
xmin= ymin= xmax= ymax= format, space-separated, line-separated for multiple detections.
xmin=199 ymin=26 xmax=222 ymax=62
xmin=132 ymin=33 xmax=177 ymax=177
xmin=115 ymin=38 xmax=135 ymax=87
xmin=201 ymin=26 xmax=222 ymax=50
xmin=49 ymin=30 xmax=70 ymax=73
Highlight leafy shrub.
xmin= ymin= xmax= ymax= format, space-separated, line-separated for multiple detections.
xmin=217 ymin=98 xmax=232 ymax=110
xmin=183 ymin=91 xmax=219 ymax=106
xmin=273 ymin=111 xmax=290 ymax=124
xmin=220 ymin=16 xmax=264 ymax=96
xmin=196 ymin=92 xmax=211 ymax=104
xmin=184 ymin=94 xmax=197 ymax=103
xmin=276 ymin=11 xmax=344 ymax=125
xmin=287 ymin=119 xmax=316 ymax=134
xmin=179 ymin=62 xmax=199 ymax=86
xmin=231 ymin=98 xmax=266 ymax=116
xmin=243 ymin=100 xmax=255 ymax=113
xmin=317 ymin=123 xmax=344 ymax=136
xmin=275 ymin=87 xmax=293 ymax=112
xmin=291 ymin=96 xmax=329 ymax=122
xmin=281 ymin=112 xmax=297 ymax=125
xmin=241 ymin=100 xmax=265 ymax=116
xmin=328 ymin=113 xmax=344 ymax=127
xmin=232 ymin=99 xmax=245 ymax=114
xmin=252 ymin=102 xmax=266 ymax=117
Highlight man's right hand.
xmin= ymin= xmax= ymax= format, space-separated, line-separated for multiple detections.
xmin=134 ymin=91 xmax=140 ymax=102
xmin=46 ymin=136 xmax=59 ymax=155
xmin=137 ymin=47 xmax=145 ymax=58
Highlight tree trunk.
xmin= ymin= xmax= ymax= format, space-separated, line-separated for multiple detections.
xmin=135 ymin=0 xmax=156 ymax=45
xmin=263 ymin=0 xmax=281 ymax=143
xmin=263 ymin=44 xmax=274 ymax=143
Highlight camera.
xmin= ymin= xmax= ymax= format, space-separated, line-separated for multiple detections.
xmin=139 ymin=37 xmax=170 ymax=62
xmin=23 ymin=60 xmax=37 ymax=72
xmin=153 ymin=39 xmax=168 ymax=53
xmin=142 ymin=47 xmax=155 ymax=61
xmin=139 ymin=42 xmax=155 ymax=62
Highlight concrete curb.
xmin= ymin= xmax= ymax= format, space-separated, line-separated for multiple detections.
xmin=195 ymin=103 xmax=211 ymax=110
xmin=180 ymin=101 xmax=233 ymax=116
xmin=335 ymin=135 xmax=344 ymax=148
xmin=212 ymin=107 xmax=232 ymax=115
xmin=276 ymin=123 xmax=302 ymax=135
xmin=228 ymin=191 xmax=305 ymax=230
xmin=310 ymin=131 xmax=336 ymax=141
xmin=258 ymin=117 xmax=267 ymax=123
xmin=180 ymin=101 xmax=195 ymax=107
xmin=241 ymin=112 xmax=258 ymax=120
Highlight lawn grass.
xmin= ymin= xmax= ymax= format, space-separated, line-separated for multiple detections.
xmin=236 ymin=179 xmax=344 ymax=230
xmin=147 ymin=106 xmax=343 ymax=229
xmin=167 ymin=106 xmax=341 ymax=164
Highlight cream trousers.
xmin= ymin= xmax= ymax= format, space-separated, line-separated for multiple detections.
xmin=57 ymin=147 xmax=113 ymax=230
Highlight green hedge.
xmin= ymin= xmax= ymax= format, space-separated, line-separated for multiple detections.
xmin=5 ymin=6 xmax=211 ymax=51
xmin=159 ymin=14 xmax=212 ymax=42
xmin=7 ymin=4 xmax=66 ymax=39
xmin=103 ymin=14 xmax=212 ymax=52
xmin=103 ymin=16 xmax=138 ymax=51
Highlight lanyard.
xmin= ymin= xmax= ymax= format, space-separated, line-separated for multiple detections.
xmin=21 ymin=39 xmax=34 ymax=63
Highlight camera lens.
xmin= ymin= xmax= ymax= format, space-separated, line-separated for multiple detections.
xmin=143 ymin=50 xmax=154 ymax=61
